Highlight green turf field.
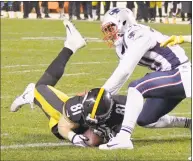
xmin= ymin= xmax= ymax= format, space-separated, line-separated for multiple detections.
xmin=1 ymin=19 xmax=191 ymax=161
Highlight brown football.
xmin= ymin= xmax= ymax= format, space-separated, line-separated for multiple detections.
xmin=83 ymin=128 xmax=104 ymax=147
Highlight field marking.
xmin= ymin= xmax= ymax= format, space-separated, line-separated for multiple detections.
xmin=171 ymin=112 xmax=191 ymax=115
xmin=146 ymin=134 xmax=191 ymax=140
xmin=1 ymin=61 xmax=113 ymax=69
xmin=7 ymin=69 xmax=90 ymax=76
xmin=21 ymin=37 xmax=104 ymax=42
xmin=89 ymin=48 xmax=114 ymax=51
xmin=1 ymin=142 xmax=72 ymax=150
xmin=1 ymin=133 xmax=9 ymax=136
xmin=1 ymin=133 xmax=190 ymax=150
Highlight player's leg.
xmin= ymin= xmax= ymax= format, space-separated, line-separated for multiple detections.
xmin=119 ymin=69 xmax=188 ymax=133
xmin=34 ymin=84 xmax=69 ymax=139
xmin=149 ymin=2 xmax=156 ymax=22
xmin=10 ymin=20 xmax=86 ymax=112
xmin=156 ymin=2 xmax=163 ymax=23
xmin=99 ymin=68 xmax=190 ymax=150
xmin=137 ymin=98 xmax=191 ymax=129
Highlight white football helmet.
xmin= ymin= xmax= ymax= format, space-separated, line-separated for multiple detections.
xmin=101 ymin=8 xmax=137 ymax=46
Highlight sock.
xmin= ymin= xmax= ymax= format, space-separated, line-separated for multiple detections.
xmin=36 ymin=47 xmax=73 ymax=87
xmin=92 ymin=9 xmax=96 ymax=20
xmin=177 ymin=3 xmax=181 ymax=10
xmin=119 ymin=88 xmax=143 ymax=138
xmin=145 ymin=114 xmax=192 ymax=128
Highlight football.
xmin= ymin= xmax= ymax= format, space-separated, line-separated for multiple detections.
xmin=83 ymin=128 xmax=104 ymax=147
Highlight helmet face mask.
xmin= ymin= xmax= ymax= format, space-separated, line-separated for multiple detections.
xmin=82 ymin=88 xmax=113 ymax=127
xmin=102 ymin=22 xmax=118 ymax=47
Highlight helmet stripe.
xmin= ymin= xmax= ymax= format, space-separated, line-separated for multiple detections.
xmin=90 ymin=88 xmax=105 ymax=119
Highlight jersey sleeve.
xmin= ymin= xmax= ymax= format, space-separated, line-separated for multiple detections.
xmin=103 ymin=27 xmax=157 ymax=94
xmin=58 ymin=96 xmax=84 ymax=141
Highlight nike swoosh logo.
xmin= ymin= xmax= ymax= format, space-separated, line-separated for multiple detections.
xmin=107 ymin=143 xmax=118 ymax=148
xmin=66 ymin=25 xmax=71 ymax=34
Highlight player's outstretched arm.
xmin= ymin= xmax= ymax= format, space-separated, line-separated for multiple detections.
xmin=103 ymin=29 xmax=156 ymax=94
xmin=160 ymin=35 xmax=191 ymax=47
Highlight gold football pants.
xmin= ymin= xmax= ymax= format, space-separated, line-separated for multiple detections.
xmin=34 ymin=84 xmax=69 ymax=139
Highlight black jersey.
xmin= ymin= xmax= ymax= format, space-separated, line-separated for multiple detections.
xmin=63 ymin=95 xmax=127 ymax=134
xmin=105 ymin=95 xmax=127 ymax=133
xmin=64 ymin=96 xmax=88 ymax=134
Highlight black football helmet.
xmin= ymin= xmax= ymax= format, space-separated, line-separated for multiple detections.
xmin=82 ymin=88 xmax=113 ymax=127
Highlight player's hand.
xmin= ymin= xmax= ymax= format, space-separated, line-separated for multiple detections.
xmin=160 ymin=35 xmax=184 ymax=47
xmin=71 ymin=134 xmax=89 ymax=147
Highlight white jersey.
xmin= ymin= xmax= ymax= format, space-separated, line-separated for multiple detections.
xmin=116 ymin=24 xmax=189 ymax=72
xmin=103 ymin=24 xmax=190 ymax=94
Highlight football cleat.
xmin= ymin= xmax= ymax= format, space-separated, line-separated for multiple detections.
xmin=99 ymin=133 xmax=134 ymax=150
xmin=10 ymin=83 xmax=35 ymax=112
xmin=63 ymin=19 xmax=86 ymax=53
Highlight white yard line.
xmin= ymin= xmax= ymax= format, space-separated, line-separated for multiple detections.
xmin=1 ymin=64 xmax=48 ymax=68
xmin=1 ymin=142 xmax=72 ymax=150
xmin=7 ymin=69 xmax=90 ymax=76
xmin=171 ymin=112 xmax=191 ymax=115
xmin=1 ymin=133 xmax=9 ymax=136
xmin=21 ymin=37 xmax=104 ymax=42
xmin=89 ymin=48 xmax=113 ymax=51
xmin=8 ymin=69 xmax=44 ymax=73
xmin=146 ymin=134 xmax=191 ymax=140
xmin=1 ymin=133 xmax=190 ymax=150
xmin=1 ymin=61 xmax=113 ymax=69
xmin=72 ymin=61 xmax=110 ymax=65
xmin=62 ymin=73 xmax=90 ymax=76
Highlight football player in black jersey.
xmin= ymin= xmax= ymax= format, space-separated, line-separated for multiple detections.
xmin=11 ymin=20 xmax=191 ymax=147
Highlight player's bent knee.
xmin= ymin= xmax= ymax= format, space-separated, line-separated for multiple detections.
xmin=137 ymin=116 xmax=158 ymax=127
xmin=35 ymin=84 xmax=47 ymax=92
xmin=137 ymin=118 xmax=149 ymax=127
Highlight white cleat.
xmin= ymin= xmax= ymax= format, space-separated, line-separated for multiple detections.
xmin=10 ymin=83 xmax=35 ymax=112
xmin=63 ymin=19 xmax=86 ymax=53
xmin=99 ymin=134 xmax=134 ymax=150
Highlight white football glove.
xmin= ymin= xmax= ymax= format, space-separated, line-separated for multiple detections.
xmin=71 ymin=134 xmax=89 ymax=147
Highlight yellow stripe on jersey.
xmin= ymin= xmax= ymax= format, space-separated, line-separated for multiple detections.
xmin=47 ymin=85 xmax=70 ymax=103
xmin=49 ymin=117 xmax=58 ymax=130
xmin=34 ymin=88 xmax=62 ymax=121
xmin=91 ymin=88 xmax=104 ymax=119
xmin=47 ymin=86 xmax=75 ymax=124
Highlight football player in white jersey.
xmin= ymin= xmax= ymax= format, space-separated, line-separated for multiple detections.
xmin=95 ymin=8 xmax=191 ymax=150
